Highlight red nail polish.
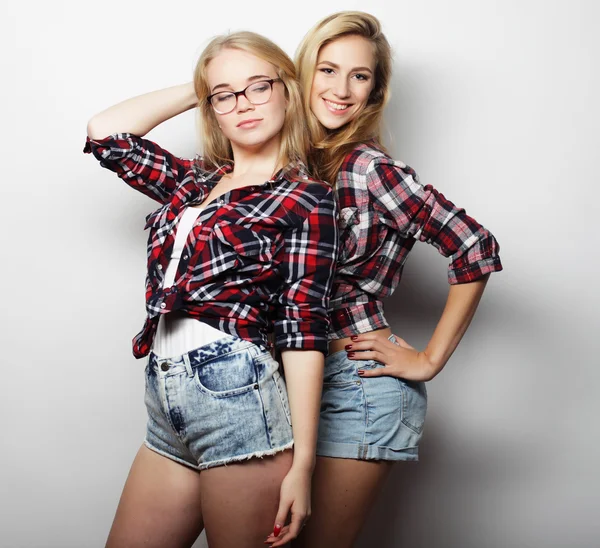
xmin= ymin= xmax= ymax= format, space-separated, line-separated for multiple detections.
xmin=273 ymin=524 xmax=282 ymax=537
xmin=351 ymin=335 xmax=358 ymax=341
xmin=347 ymin=352 xmax=355 ymax=358
xmin=345 ymin=344 xmax=352 ymax=350
xmin=358 ymin=370 xmax=364 ymax=375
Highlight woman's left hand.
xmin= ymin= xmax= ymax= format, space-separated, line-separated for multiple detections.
xmin=264 ymin=464 xmax=312 ymax=546
xmin=347 ymin=332 xmax=439 ymax=382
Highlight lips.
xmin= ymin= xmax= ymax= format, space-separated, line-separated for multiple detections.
xmin=323 ymin=98 xmax=352 ymax=115
xmin=237 ymin=118 xmax=262 ymax=128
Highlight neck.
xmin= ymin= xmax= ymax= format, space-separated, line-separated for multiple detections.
xmin=230 ymin=134 xmax=285 ymax=179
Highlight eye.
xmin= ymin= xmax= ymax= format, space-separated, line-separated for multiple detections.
xmin=319 ymin=68 xmax=335 ymax=75
xmin=250 ymin=83 xmax=270 ymax=93
xmin=215 ymin=93 xmax=233 ymax=103
xmin=353 ymin=73 xmax=370 ymax=82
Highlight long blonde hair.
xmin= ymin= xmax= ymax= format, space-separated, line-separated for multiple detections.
xmin=295 ymin=12 xmax=392 ymax=183
xmin=194 ymin=31 xmax=309 ymax=172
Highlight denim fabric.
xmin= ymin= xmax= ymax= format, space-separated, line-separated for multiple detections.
xmin=317 ymin=335 xmax=427 ymax=461
xmin=144 ymin=336 xmax=293 ymax=470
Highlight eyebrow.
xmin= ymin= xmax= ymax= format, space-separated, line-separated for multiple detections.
xmin=211 ymin=74 xmax=275 ymax=93
xmin=317 ymin=61 xmax=373 ymax=74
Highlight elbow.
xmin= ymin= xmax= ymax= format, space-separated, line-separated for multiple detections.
xmin=86 ymin=115 xmax=111 ymax=141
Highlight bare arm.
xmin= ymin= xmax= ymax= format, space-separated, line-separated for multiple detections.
xmin=281 ymin=350 xmax=323 ymax=470
xmin=87 ymin=82 xmax=197 ymax=139
xmin=422 ymin=274 xmax=490 ymax=374
xmin=350 ymin=274 xmax=490 ymax=381
xmin=266 ymin=350 xmax=323 ymax=546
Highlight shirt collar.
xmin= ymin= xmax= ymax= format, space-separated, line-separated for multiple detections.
xmin=270 ymin=159 xmax=312 ymax=185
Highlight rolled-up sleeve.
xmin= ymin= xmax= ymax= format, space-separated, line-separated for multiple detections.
xmin=367 ymin=158 xmax=503 ymax=284
xmin=83 ymin=132 xmax=193 ymax=204
xmin=274 ymin=187 xmax=339 ymax=354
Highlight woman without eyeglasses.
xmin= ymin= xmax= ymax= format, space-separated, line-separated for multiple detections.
xmin=292 ymin=12 xmax=503 ymax=547
xmin=85 ymin=32 xmax=338 ymax=548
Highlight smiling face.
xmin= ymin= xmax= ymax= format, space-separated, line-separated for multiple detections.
xmin=206 ymin=48 xmax=287 ymax=152
xmin=310 ymin=35 xmax=376 ymax=130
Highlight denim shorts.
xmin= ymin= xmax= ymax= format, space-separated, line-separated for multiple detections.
xmin=144 ymin=336 xmax=293 ymax=470
xmin=317 ymin=336 xmax=427 ymax=461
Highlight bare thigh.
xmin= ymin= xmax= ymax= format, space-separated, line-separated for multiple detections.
xmin=199 ymin=449 xmax=293 ymax=548
xmin=293 ymin=456 xmax=393 ymax=548
xmin=105 ymin=445 xmax=204 ymax=548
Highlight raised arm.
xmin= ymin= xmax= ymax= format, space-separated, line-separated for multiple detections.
xmin=87 ymin=82 xmax=197 ymax=139
xmin=84 ymin=83 xmax=200 ymax=203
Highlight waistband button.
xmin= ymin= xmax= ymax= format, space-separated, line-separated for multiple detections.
xmin=160 ymin=363 xmax=169 ymax=372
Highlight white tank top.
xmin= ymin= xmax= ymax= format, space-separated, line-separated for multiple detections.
xmin=152 ymin=207 xmax=232 ymax=358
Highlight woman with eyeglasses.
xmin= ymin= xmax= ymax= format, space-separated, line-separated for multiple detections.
xmin=85 ymin=32 xmax=337 ymax=548
xmin=292 ymin=12 xmax=503 ymax=547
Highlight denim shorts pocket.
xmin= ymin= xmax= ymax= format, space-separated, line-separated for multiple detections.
xmin=193 ymin=349 xmax=258 ymax=398
xmin=398 ymin=380 xmax=428 ymax=434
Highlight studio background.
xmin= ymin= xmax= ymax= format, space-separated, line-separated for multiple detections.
xmin=1 ymin=1 xmax=597 ymax=547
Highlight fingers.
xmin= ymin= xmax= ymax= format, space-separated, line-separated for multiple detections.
xmin=270 ymin=511 xmax=308 ymax=546
xmin=270 ymin=501 xmax=290 ymax=540
xmin=347 ymin=350 xmax=386 ymax=363
xmin=265 ymin=514 xmax=309 ymax=547
xmin=357 ymin=366 xmax=387 ymax=378
xmin=347 ymin=339 xmax=394 ymax=353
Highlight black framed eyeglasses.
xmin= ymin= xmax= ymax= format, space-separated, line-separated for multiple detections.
xmin=207 ymin=78 xmax=282 ymax=114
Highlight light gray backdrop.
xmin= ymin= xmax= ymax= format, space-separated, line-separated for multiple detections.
xmin=1 ymin=1 xmax=598 ymax=547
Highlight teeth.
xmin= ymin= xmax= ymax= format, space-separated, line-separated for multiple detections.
xmin=325 ymin=99 xmax=349 ymax=111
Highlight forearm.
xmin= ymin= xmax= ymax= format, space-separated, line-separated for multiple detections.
xmin=87 ymin=82 xmax=197 ymax=139
xmin=280 ymin=350 xmax=324 ymax=471
xmin=424 ymin=274 xmax=490 ymax=376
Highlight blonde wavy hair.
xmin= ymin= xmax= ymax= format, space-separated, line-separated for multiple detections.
xmin=194 ymin=31 xmax=309 ymax=172
xmin=295 ymin=12 xmax=392 ymax=183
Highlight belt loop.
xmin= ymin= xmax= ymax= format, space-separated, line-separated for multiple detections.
xmin=183 ymin=353 xmax=194 ymax=378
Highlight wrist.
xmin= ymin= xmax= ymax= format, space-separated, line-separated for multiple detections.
xmin=291 ymin=452 xmax=316 ymax=473
xmin=419 ymin=349 xmax=442 ymax=380
xmin=183 ymin=82 xmax=199 ymax=110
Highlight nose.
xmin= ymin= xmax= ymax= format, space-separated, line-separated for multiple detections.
xmin=333 ymin=77 xmax=350 ymax=99
xmin=236 ymin=93 xmax=255 ymax=113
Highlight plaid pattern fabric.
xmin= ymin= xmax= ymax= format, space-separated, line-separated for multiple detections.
xmin=84 ymin=133 xmax=338 ymax=358
xmin=329 ymin=143 xmax=503 ymax=339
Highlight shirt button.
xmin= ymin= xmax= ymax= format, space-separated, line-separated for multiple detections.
xmin=183 ymin=254 xmax=189 ymax=260
xmin=253 ymin=384 xmax=259 ymax=390
xmin=219 ymin=200 xmax=224 ymax=205
xmin=157 ymin=264 xmax=163 ymax=270
xmin=161 ymin=363 xmax=169 ymax=372
xmin=160 ymin=303 xmax=166 ymax=309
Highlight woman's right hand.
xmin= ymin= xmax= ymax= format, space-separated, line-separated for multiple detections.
xmin=264 ymin=464 xmax=312 ymax=546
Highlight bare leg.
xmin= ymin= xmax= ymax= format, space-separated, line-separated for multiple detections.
xmin=199 ymin=449 xmax=293 ymax=548
xmin=294 ymin=456 xmax=393 ymax=548
xmin=105 ymin=445 xmax=204 ymax=548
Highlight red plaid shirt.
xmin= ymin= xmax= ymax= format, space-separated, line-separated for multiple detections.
xmin=329 ymin=143 xmax=503 ymax=339
xmin=84 ymin=133 xmax=338 ymax=358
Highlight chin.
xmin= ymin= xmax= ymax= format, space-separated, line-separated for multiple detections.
xmin=236 ymin=131 xmax=276 ymax=150
xmin=318 ymin=111 xmax=350 ymax=130
xmin=310 ymin=104 xmax=348 ymax=130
